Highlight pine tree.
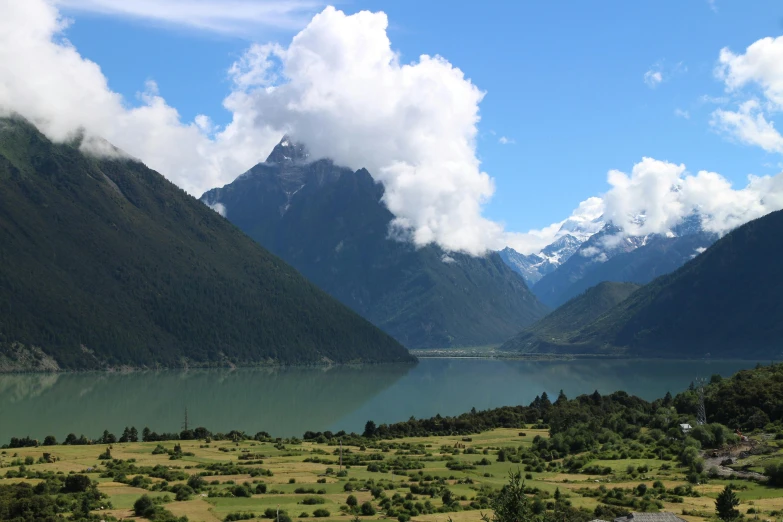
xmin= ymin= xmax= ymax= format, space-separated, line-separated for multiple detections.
xmin=715 ymin=485 xmax=740 ymax=522
xmin=481 ymin=471 xmax=533 ymax=522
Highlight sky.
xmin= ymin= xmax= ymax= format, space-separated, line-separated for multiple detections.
xmin=3 ymin=0 xmax=783 ymax=255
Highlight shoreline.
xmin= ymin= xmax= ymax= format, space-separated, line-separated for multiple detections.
xmin=0 ymin=353 xmax=767 ymax=375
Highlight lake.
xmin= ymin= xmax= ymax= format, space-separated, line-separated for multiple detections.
xmin=0 ymin=358 xmax=758 ymax=443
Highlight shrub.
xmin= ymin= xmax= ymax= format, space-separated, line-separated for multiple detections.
xmin=63 ymin=474 xmax=91 ymax=493
xmin=133 ymin=495 xmax=156 ymax=518
xmin=313 ymin=509 xmax=330 ymax=517
xmin=361 ymin=501 xmax=377 ymax=516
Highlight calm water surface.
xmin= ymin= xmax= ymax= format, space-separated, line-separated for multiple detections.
xmin=0 ymin=358 xmax=757 ymax=442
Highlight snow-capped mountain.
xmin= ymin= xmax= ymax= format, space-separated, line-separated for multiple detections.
xmin=500 ymin=212 xmax=604 ymax=285
xmin=500 ymin=234 xmax=583 ymax=285
xmin=532 ymin=220 xmax=717 ymax=308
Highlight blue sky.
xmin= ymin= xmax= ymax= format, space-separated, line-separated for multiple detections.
xmin=58 ymin=0 xmax=783 ymax=232
xmin=4 ymin=0 xmax=783 ymax=255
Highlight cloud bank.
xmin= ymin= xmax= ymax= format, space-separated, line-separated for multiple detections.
xmin=5 ymin=1 xmax=783 ymax=258
xmin=603 ymin=157 xmax=783 ymax=237
xmin=0 ymin=0 xmax=282 ymax=196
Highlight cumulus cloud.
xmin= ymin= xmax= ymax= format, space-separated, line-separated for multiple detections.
xmin=603 ymin=157 xmax=783 ymax=237
xmin=717 ymin=36 xmax=783 ymax=108
xmin=0 ymin=0 xmax=281 ymax=195
xmin=712 ymin=36 xmax=783 ymax=153
xmin=55 ymin=0 xmax=322 ymax=35
xmin=225 ymin=6 xmax=516 ymax=255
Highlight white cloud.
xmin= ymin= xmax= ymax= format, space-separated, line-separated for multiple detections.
xmin=707 ymin=0 xmax=718 ymax=13
xmin=498 ymin=136 xmax=515 ymax=145
xmin=674 ymin=108 xmax=690 ymax=119
xmin=226 ymin=6 xmax=523 ymax=255
xmin=0 ymin=0 xmax=281 ymax=196
xmin=579 ymin=246 xmax=600 ymax=258
xmin=644 ymin=69 xmax=663 ymax=88
xmin=603 ymin=157 xmax=783 ymax=237
xmin=711 ymin=36 xmax=783 ymax=154
xmin=711 ymin=100 xmax=783 ymax=153
xmin=440 ymin=254 xmax=456 ymax=264
xmin=717 ymin=36 xmax=783 ymax=109
xmin=55 ymin=0 xmax=322 ymax=36
xmin=207 ymin=202 xmax=227 ymax=217
xmin=503 ymin=196 xmax=605 ymax=255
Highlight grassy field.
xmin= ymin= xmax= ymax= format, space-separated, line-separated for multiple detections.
xmin=1 ymin=428 xmax=782 ymax=522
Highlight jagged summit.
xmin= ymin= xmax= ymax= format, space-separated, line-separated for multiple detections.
xmin=265 ymin=136 xmax=309 ymax=165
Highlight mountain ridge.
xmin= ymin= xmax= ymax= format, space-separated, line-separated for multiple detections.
xmin=0 ymin=118 xmax=414 ymax=371
xmin=202 ymin=141 xmax=549 ymax=349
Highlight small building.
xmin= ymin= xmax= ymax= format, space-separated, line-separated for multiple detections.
xmin=614 ymin=513 xmax=688 ymax=522
xmin=679 ymin=423 xmax=692 ymax=434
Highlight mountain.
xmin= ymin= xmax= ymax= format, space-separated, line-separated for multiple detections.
xmin=515 ymin=209 xmax=783 ymax=358
xmin=499 ymin=281 xmax=640 ymax=353
xmin=499 ymin=234 xmax=582 ymax=285
xmin=531 ymin=222 xmax=716 ymax=308
xmin=0 ymin=118 xmax=413 ymax=372
xmin=531 ymin=224 xmax=646 ymax=306
xmin=549 ymin=232 xmax=716 ymax=306
xmin=201 ymin=140 xmax=548 ymax=349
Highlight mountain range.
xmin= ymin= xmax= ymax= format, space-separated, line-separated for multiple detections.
xmin=0 ymin=118 xmax=413 ymax=372
xmin=201 ymin=140 xmax=549 ymax=349
xmin=501 ymin=208 xmax=783 ymax=358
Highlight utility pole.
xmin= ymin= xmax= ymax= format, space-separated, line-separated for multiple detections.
xmin=696 ymin=378 xmax=707 ymax=426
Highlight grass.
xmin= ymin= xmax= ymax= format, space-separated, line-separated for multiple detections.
xmin=2 ymin=429 xmax=782 ymax=522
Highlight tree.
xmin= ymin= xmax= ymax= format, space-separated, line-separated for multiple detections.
xmin=130 ymin=426 xmax=139 ymax=442
xmin=43 ymin=435 xmax=57 ymax=446
xmin=441 ymin=489 xmax=454 ymax=506
xmin=134 ymin=494 xmax=156 ymax=518
xmin=363 ymin=420 xmax=377 ymax=438
xmin=361 ymin=501 xmax=376 ymax=516
xmin=63 ymin=474 xmax=91 ymax=493
xmin=346 ymin=494 xmax=358 ymax=507
xmin=715 ymin=485 xmax=740 ymax=522
xmin=482 ymin=470 xmax=534 ymax=522
xmin=142 ymin=427 xmax=152 ymax=442
xmin=555 ymin=390 xmax=568 ymax=405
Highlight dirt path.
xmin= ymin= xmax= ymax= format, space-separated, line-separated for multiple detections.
xmin=702 ymin=455 xmax=767 ymax=481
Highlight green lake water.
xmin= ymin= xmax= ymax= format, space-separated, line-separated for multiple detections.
xmin=0 ymin=358 xmax=758 ymax=443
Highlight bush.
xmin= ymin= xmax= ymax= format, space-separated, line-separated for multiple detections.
xmin=313 ymin=509 xmax=330 ymax=517
xmin=361 ymin=501 xmax=377 ymax=516
xmin=302 ymin=497 xmax=326 ymax=505
xmin=63 ymin=474 xmax=91 ymax=493
xmin=346 ymin=494 xmax=358 ymax=507
xmin=134 ymin=495 xmax=156 ymax=518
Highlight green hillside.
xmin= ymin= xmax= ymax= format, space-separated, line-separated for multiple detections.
xmin=499 ymin=281 xmax=640 ymax=353
xmin=0 ymin=118 xmax=414 ymax=371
